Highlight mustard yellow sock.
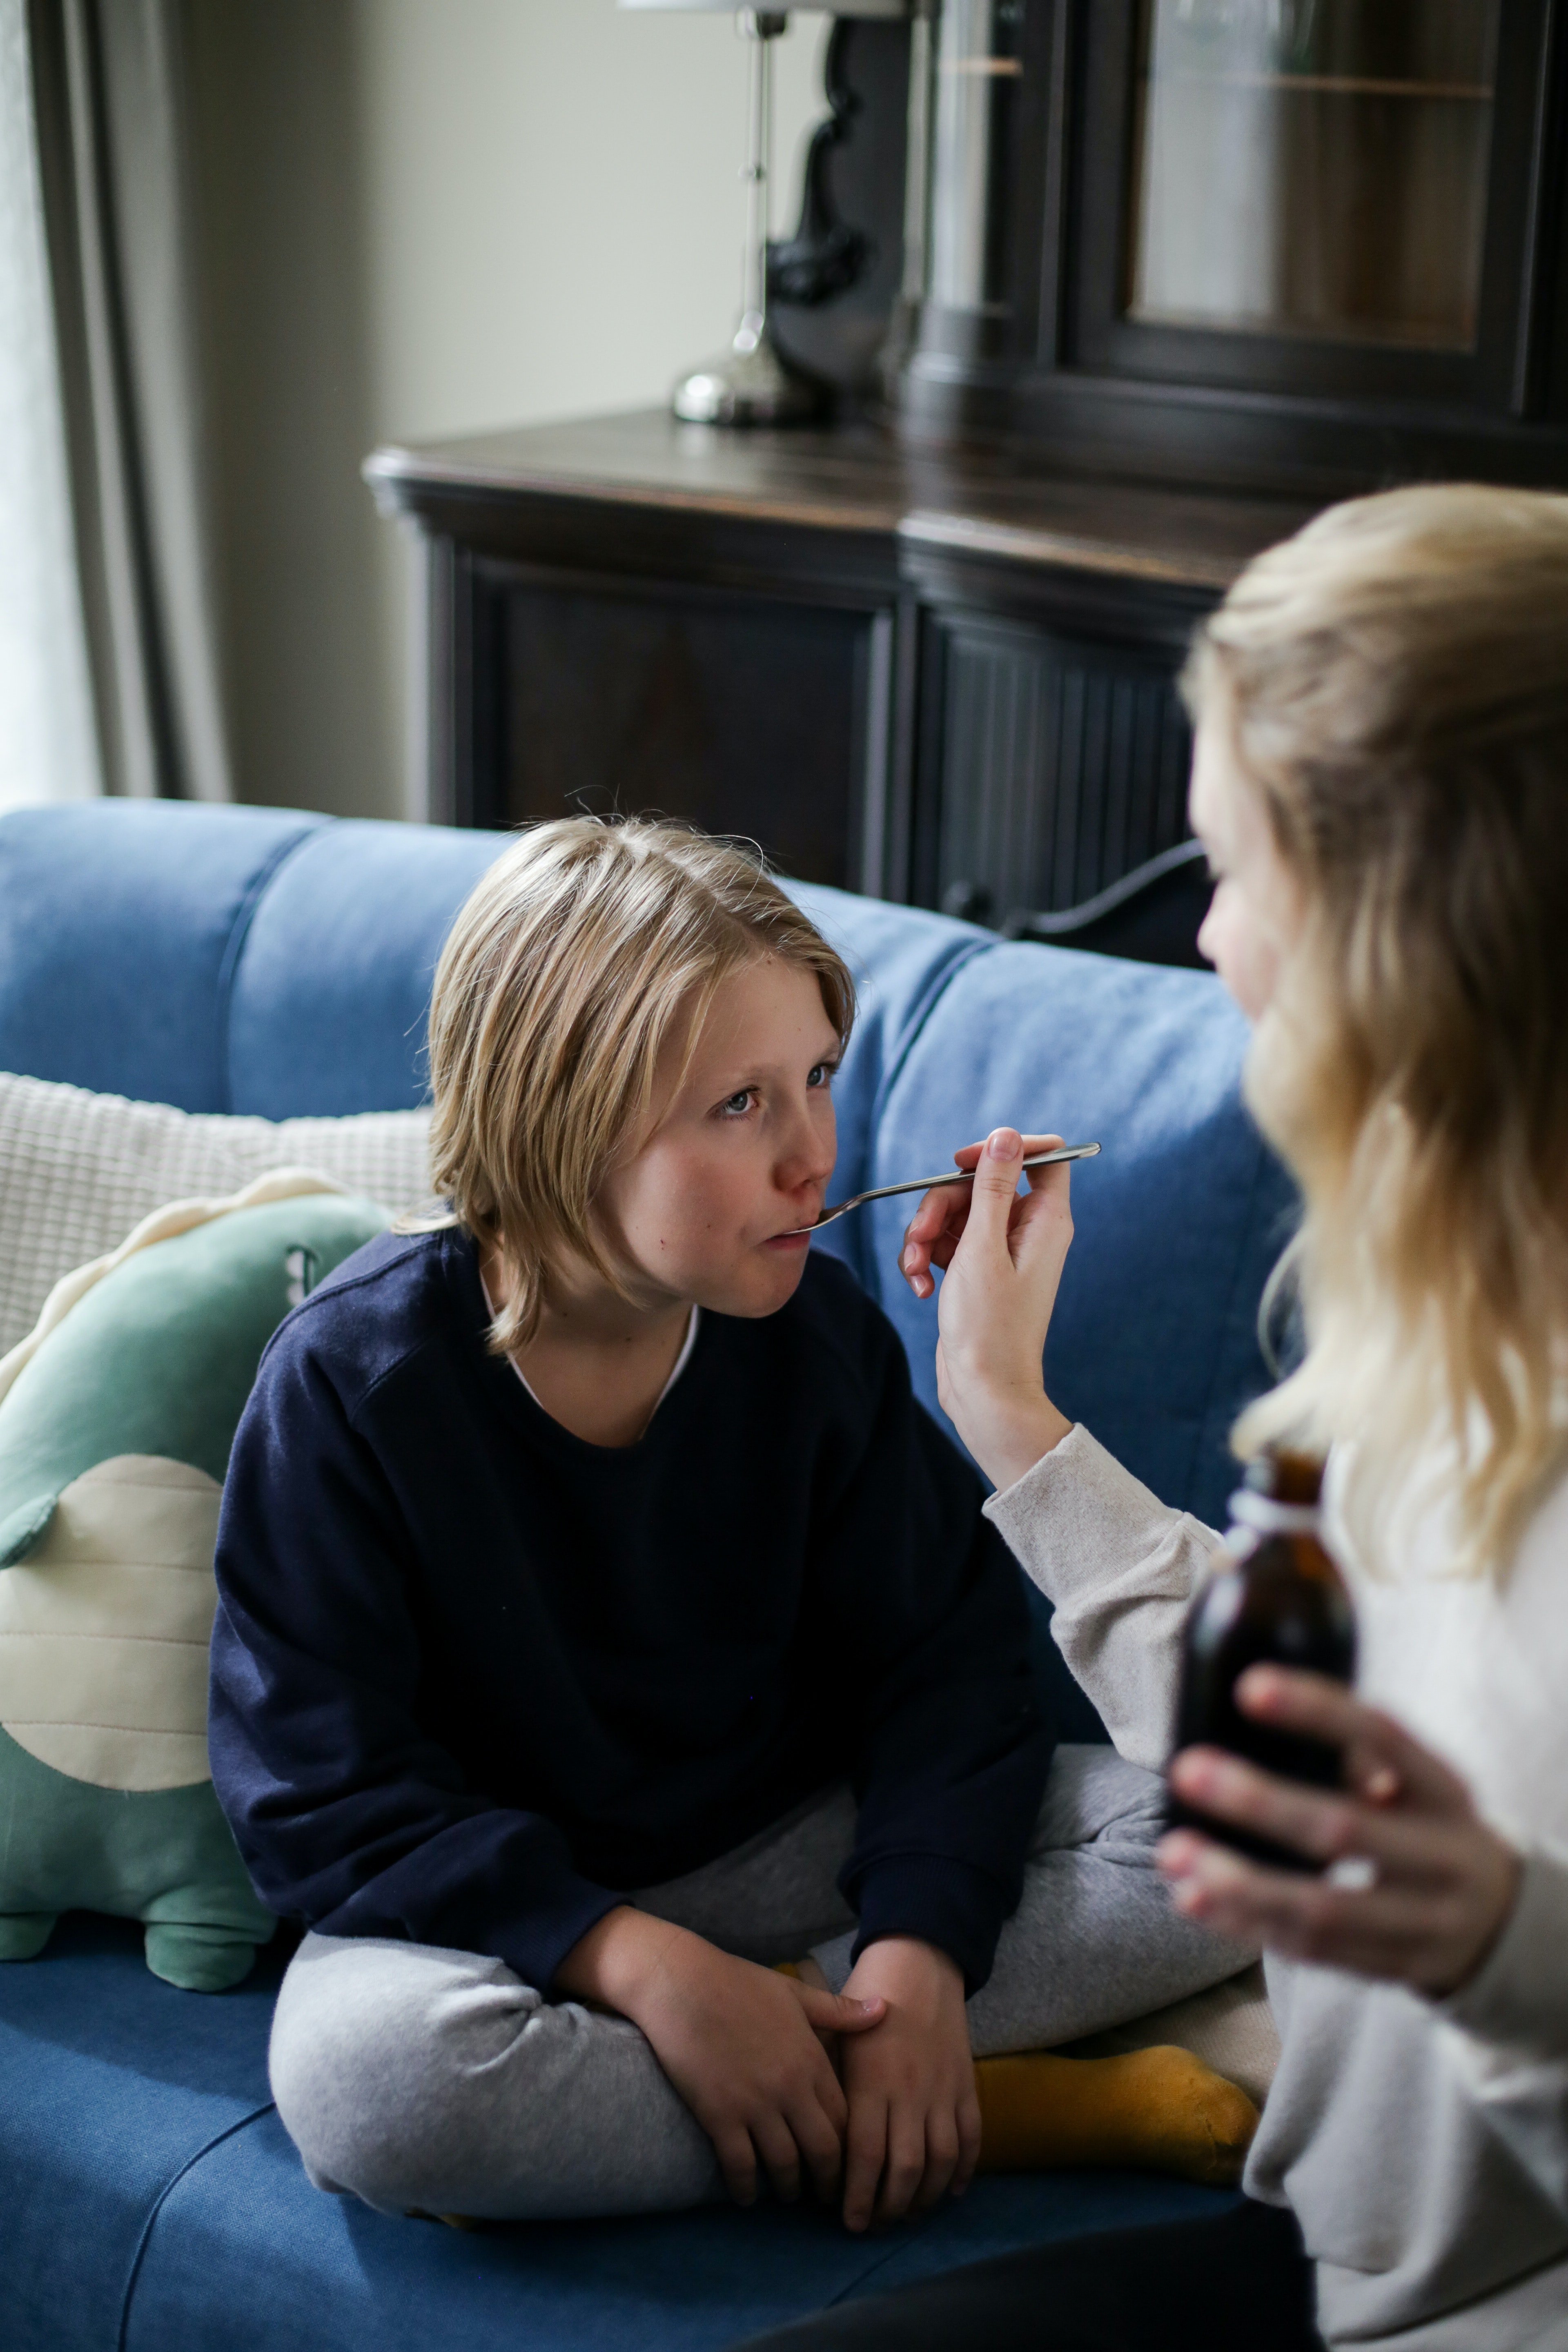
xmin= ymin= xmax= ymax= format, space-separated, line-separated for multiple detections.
xmin=973 ymin=2046 xmax=1260 ymax=2188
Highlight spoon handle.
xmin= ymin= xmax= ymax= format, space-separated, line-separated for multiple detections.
xmin=804 ymin=1141 xmax=1101 ymax=1231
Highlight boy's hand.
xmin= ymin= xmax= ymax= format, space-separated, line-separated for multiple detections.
xmin=556 ymin=1907 xmax=885 ymax=2207
xmin=836 ymin=1936 xmax=980 ymax=2232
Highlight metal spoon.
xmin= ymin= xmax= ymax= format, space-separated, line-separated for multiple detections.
xmin=787 ymin=1142 xmax=1101 ymax=1234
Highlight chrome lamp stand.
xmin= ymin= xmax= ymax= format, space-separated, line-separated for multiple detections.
xmin=673 ymin=10 xmax=824 ymax=425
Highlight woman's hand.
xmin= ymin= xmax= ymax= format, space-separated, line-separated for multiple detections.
xmin=835 ymin=1937 xmax=981 ymax=2233
xmin=899 ymin=1127 xmax=1075 ymax=1492
xmin=1161 ymin=1667 xmax=1523 ymax=1999
xmin=557 ymin=1907 xmax=886 ymax=2206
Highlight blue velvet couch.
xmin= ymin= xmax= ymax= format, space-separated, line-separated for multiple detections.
xmin=0 ymin=802 xmax=1294 ymax=2352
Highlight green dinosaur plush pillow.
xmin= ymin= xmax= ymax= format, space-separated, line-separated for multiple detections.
xmin=0 ymin=1172 xmax=390 ymax=1991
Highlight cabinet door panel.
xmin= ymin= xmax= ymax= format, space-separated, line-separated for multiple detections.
xmin=481 ymin=576 xmax=879 ymax=890
xmin=922 ymin=612 xmax=1192 ymax=929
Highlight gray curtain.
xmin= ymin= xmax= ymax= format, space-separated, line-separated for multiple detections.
xmin=27 ymin=0 xmax=231 ymax=801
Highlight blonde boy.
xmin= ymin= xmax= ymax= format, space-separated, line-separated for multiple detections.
xmin=210 ymin=819 xmax=1241 ymax=2228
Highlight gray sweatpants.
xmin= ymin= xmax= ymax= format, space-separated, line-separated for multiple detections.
xmin=269 ymin=1746 xmax=1245 ymax=2221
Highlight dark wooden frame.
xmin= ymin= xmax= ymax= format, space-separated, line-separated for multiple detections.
xmin=895 ymin=0 xmax=1568 ymax=495
xmin=1069 ymin=0 xmax=1556 ymax=415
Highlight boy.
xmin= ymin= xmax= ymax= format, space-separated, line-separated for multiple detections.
xmin=210 ymin=818 xmax=1244 ymax=2230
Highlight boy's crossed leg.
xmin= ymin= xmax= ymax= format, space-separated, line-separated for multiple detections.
xmin=268 ymin=1747 xmax=1251 ymax=2223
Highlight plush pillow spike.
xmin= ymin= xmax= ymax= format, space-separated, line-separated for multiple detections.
xmin=0 ymin=1172 xmax=390 ymax=1991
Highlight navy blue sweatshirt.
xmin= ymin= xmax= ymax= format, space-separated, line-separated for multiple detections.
xmin=209 ymin=1230 xmax=1054 ymax=1994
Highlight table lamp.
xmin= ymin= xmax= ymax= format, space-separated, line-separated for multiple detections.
xmin=620 ymin=1 xmax=906 ymax=425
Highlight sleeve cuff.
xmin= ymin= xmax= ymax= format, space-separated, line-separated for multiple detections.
xmin=494 ymin=1880 xmax=626 ymax=1996
xmin=1438 ymin=1844 xmax=1568 ymax=2061
xmin=849 ymin=1854 xmax=1009 ymax=1997
xmin=983 ymin=1422 xmax=1221 ymax=1607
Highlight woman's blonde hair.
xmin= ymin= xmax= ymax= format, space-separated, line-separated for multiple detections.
xmin=421 ymin=815 xmax=854 ymax=1356
xmin=1187 ymin=484 xmax=1568 ymax=1576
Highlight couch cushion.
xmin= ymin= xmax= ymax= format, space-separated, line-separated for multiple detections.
xmin=857 ymin=941 xmax=1295 ymax=1532
xmin=225 ymin=822 xmax=508 ymax=1116
xmin=0 ymin=1071 xmax=433 ymax=1357
xmin=0 ymin=804 xmax=325 ymax=1112
xmin=0 ymin=1919 xmax=1239 ymax=2352
xmin=0 ymin=1918 xmax=277 ymax=2352
xmin=0 ymin=807 xmax=991 ymax=1187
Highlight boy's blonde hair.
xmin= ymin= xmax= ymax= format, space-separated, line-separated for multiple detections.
xmin=1187 ymin=484 xmax=1568 ymax=1576
xmin=424 ymin=816 xmax=855 ymax=1356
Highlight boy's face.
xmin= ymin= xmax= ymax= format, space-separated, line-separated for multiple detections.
xmin=597 ymin=958 xmax=841 ymax=1320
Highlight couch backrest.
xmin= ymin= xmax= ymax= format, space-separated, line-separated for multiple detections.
xmin=0 ymin=802 xmax=1293 ymax=1528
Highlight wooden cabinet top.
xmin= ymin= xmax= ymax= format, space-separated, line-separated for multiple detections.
xmin=366 ymin=407 xmax=1316 ymax=595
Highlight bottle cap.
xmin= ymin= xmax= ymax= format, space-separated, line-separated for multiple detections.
xmin=1229 ymin=1488 xmax=1322 ymax=1539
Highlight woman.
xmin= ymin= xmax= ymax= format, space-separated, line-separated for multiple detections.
xmin=750 ymin=486 xmax=1568 ymax=2351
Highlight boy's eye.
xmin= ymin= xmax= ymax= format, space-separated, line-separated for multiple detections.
xmin=807 ymin=1062 xmax=835 ymax=1090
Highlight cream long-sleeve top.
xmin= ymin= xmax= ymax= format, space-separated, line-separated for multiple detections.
xmin=986 ymin=1425 xmax=1568 ymax=2351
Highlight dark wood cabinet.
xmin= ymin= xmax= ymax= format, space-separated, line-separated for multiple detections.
xmin=368 ymin=411 xmax=1305 ymax=956
xmin=365 ymin=5 xmax=1568 ymax=969
xmin=481 ymin=571 xmax=875 ymax=890
xmin=899 ymin=517 xmax=1212 ymax=927
xmin=890 ymin=0 xmax=1568 ymax=494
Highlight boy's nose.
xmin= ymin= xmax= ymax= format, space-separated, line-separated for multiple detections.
xmin=780 ymin=1125 xmax=835 ymax=1196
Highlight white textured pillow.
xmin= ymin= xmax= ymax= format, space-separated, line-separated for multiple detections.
xmin=0 ymin=1071 xmax=433 ymax=1358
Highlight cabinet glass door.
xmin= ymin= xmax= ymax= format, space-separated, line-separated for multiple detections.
xmin=929 ymin=0 xmax=1027 ymax=318
xmin=1127 ymin=1 xmax=1501 ymax=352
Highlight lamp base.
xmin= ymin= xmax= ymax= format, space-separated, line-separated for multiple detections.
xmin=672 ymin=327 xmax=825 ymax=428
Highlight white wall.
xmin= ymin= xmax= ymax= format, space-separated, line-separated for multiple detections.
xmin=355 ymin=0 xmax=827 ymax=441
xmin=191 ymin=0 xmax=829 ymax=824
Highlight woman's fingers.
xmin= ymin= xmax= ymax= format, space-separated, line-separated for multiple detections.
xmin=958 ymin=1127 xmax=1031 ymax=1258
xmin=1167 ymin=1747 xmax=1471 ymax=1887
xmin=1163 ymin=1828 xmax=1512 ymax=1986
xmin=1163 ymin=1713 xmax=1524 ymax=1994
xmin=1161 ymin=1832 xmax=1445 ymax=1967
xmin=900 ymin=1190 xmax=968 ymax=1298
xmin=1235 ymin=1668 xmax=1470 ymax=1813
xmin=899 ymin=1132 xmax=1065 ymax=1298
xmin=1168 ymin=1745 xmax=1362 ymax=1868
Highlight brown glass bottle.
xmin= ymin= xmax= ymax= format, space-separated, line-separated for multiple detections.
xmin=1167 ymin=1450 xmax=1357 ymax=1873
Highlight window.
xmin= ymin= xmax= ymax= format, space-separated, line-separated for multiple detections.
xmin=0 ymin=0 xmax=97 ymax=809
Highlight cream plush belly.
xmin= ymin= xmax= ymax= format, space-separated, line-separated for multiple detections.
xmin=0 ymin=1454 xmax=220 ymax=1790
